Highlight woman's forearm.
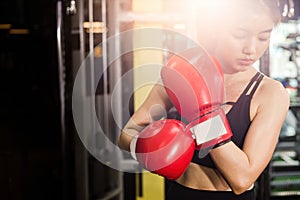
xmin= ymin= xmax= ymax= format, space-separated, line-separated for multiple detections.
xmin=210 ymin=142 xmax=257 ymax=194
xmin=117 ymin=127 xmax=139 ymax=151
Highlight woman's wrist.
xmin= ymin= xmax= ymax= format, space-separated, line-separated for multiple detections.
xmin=213 ymin=139 xmax=232 ymax=149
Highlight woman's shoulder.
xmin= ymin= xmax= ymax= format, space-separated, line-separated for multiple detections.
xmin=261 ymin=75 xmax=288 ymax=94
xmin=258 ymin=75 xmax=290 ymax=107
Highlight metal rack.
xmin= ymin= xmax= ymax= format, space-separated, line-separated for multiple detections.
xmin=58 ymin=0 xmax=126 ymax=199
xmin=258 ymin=16 xmax=300 ymax=199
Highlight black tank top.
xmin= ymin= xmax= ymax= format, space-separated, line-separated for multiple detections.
xmin=191 ymin=72 xmax=264 ymax=168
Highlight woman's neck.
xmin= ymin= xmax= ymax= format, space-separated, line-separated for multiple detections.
xmin=223 ymin=67 xmax=257 ymax=83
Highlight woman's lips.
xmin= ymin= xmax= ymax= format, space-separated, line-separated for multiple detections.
xmin=238 ymin=59 xmax=254 ymax=66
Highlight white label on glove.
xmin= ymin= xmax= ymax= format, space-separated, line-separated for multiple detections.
xmin=189 ymin=115 xmax=227 ymax=145
xmin=130 ymin=135 xmax=138 ymax=160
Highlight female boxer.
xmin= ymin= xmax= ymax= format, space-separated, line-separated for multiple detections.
xmin=118 ymin=0 xmax=290 ymax=199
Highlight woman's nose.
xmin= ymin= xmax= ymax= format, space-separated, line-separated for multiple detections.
xmin=242 ymin=38 xmax=256 ymax=55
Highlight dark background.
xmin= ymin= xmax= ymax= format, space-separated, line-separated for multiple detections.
xmin=1 ymin=0 xmax=300 ymax=200
xmin=0 ymin=0 xmax=63 ymax=199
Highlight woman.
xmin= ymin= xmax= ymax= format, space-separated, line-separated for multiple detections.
xmin=118 ymin=0 xmax=290 ymax=199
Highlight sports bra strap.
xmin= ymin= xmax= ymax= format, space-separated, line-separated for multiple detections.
xmin=223 ymin=72 xmax=264 ymax=105
xmin=247 ymin=72 xmax=264 ymax=97
xmin=241 ymin=72 xmax=261 ymax=96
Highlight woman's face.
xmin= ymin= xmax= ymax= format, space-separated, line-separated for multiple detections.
xmin=212 ymin=10 xmax=275 ymax=74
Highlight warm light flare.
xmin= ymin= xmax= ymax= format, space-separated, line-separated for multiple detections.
xmin=83 ymin=21 xmax=108 ymax=33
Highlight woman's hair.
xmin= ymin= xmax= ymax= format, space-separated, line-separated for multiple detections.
xmin=195 ymin=0 xmax=282 ymax=51
xmin=258 ymin=0 xmax=282 ymax=24
xmin=220 ymin=0 xmax=282 ymax=25
xmin=196 ymin=0 xmax=282 ymax=25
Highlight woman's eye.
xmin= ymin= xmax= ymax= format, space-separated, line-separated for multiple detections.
xmin=258 ymin=34 xmax=270 ymax=41
xmin=258 ymin=37 xmax=269 ymax=41
xmin=231 ymin=31 xmax=247 ymax=39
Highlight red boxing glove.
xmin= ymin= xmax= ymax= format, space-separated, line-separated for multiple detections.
xmin=161 ymin=47 xmax=232 ymax=150
xmin=130 ymin=119 xmax=195 ymax=180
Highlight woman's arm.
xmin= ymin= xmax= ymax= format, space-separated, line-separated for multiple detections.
xmin=210 ymin=79 xmax=290 ymax=195
xmin=117 ymin=83 xmax=173 ymax=151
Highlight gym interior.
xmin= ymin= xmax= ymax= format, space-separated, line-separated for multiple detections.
xmin=1 ymin=0 xmax=300 ymax=199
